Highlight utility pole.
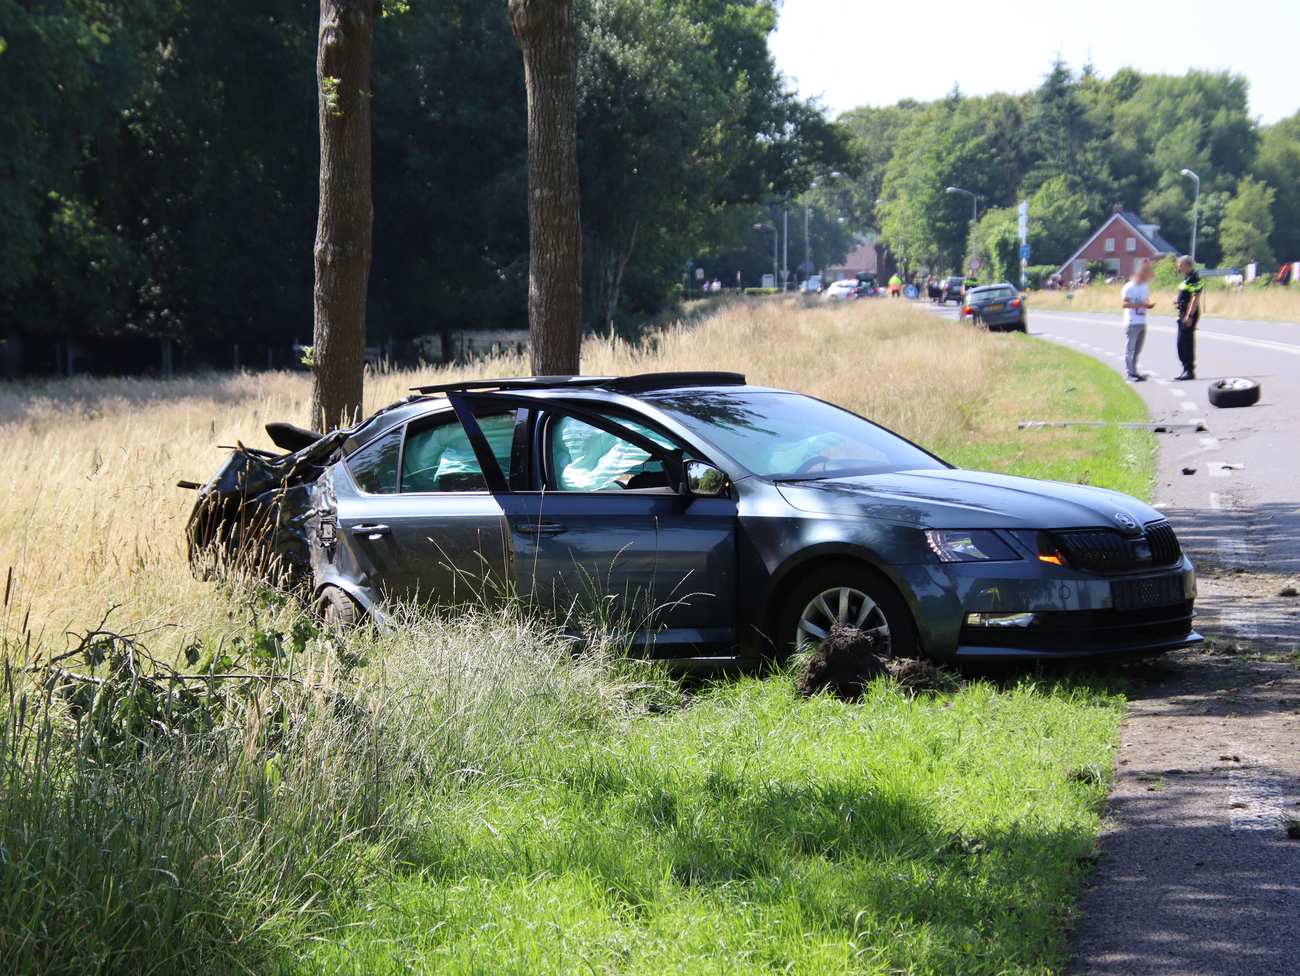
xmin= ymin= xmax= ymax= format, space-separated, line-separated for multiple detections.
xmin=1180 ymin=168 xmax=1201 ymax=262
xmin=754 ymin=222 xmax=778 ymax=288
xmin=946 ymin=185 xmax=978 ymax=275
xmin=781 ymin=208 xmax=789 ymax=292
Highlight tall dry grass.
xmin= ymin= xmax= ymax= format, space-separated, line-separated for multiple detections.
xmin=1029 ymin=283 xmax=1300 ymax=323
xmin=0 ymin=297 xmax=998 ymax=651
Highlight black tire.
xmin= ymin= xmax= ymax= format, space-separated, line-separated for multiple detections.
xmin=1207 ymin=378 xmax=1260 ymax=408
xmin=772 ymin=561 xmax=919 ymax=662
xmin=317 ymin=585 xmax=363 ymax=628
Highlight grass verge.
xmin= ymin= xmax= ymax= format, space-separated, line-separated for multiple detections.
xmin=1027 ymin=284 xmax=1300 ymax=323
xmin=299 ymin=673 xmax=1124 ymax=975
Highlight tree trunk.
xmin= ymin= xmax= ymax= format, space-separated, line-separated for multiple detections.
xmin=509 ymin=0 xmax=582 ymax=376
xmin=310 ymin=0 xmax=376 ymax=430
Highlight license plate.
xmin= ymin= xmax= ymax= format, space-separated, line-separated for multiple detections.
xmin=985 ymin=303 xmax=1003 ymax=312
xmin=1112 ymin=574 xmax=1184 ymax=611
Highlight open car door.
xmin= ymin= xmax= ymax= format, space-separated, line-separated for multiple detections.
xmin=450 ymin=393 xmax=739 ymax=658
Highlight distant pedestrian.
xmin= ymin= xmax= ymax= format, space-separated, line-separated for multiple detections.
xmin=888 ymin=272 xmax=902 ymax=298
xmin=1173 ymin=255 xmax=1203 ymax=380
xmin=1121 ymin=259 xmax=1155 ymax=380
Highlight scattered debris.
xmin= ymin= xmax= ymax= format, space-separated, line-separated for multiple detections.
xmin=1017 ymin=420 xmax=1207 ymax=433
xmin=885 ymin=656 xmax=962 ymax=694
xmin=1182 ymin=466 xmax=1197 ymax=475
xmin=1280 ymin=585 xmax=1299 ymax=598
xmin=1218 ymin=754 xmax=1243 ymax=763
xmin=1285 ymin=818 xmax=1300 ymax=841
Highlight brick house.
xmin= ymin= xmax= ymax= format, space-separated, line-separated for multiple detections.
xmin=825 ymin=239 xmax=880 ymax=281
xmin=1056 ymin=206 xmax=1178 ymax=285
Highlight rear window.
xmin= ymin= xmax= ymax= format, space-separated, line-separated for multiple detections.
xmin=973 ymin=286 xmax=1016 ymax=301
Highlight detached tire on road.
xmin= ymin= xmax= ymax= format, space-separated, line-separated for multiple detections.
xmin=1207 ymin=378 xmax=1260 ymax=409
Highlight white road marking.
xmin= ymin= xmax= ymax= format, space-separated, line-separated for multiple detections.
xmin=1179 ymin=401 xmax=1199 ymax=412
xmin=1036 ymin=312 xmax=1300 ymax=357
xmin=1228 ymin=760 xmax=1286 ymax=832
xmin=1209 ymin=462 xmax=1244 ymax=477
xmin=1170 ymin=388 xmax=1188 ymax=397
xmin=1155 ymin=378 xmax=1170 ymax=386
xmin=1200 ymin=437 xmax=1220 ymax=450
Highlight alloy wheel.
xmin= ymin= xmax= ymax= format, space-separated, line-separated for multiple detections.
xmin=795 ymin=586 xmax=890 ymax=649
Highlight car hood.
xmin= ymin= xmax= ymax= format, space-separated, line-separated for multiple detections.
xmin=775 ymin=468 xmax=1160 ymax=530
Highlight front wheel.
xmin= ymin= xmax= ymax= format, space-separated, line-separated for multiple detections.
xmin=773 ymin=562 xmax=918 ymax=662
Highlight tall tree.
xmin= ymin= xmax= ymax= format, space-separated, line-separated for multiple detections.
xmin=311 ymin=0 xmax=377 ymax=430
xmin=512 ymin=0 xmax=585 ymax=374
xmin=510 ymin=0 xmax=582 ymax=375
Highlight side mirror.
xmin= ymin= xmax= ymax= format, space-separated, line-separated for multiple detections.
xmin=684 ymin=460 xmax=729 ymax=498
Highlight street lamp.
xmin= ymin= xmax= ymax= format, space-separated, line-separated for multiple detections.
xmin=805 ymin=171 xmax=843 ymax=280
xmin=1179 ymin=168 xmax=1201 ymax=263
xmin=946 ymin=185 xmax=978 ymax=274
xmin=753 ymin=222 xmax=778 ymax=288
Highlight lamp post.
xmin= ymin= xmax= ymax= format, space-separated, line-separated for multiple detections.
xmin=754 ymin=222 xmax=777 ymax=288
xmin=1179 ymin=168 xmax=1201 ymax=263
xmin=945 ymin=185 xmax=978 ymax=274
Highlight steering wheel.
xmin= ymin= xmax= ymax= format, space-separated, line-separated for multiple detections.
xmin=794 ymin=454 xmax=832 ymax=476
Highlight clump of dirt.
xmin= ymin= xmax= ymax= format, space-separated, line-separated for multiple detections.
xmin=796 ymin=625 xmax=888 ymax=700
xmin=886 ymin=656 xmax=962 ymax=694
xmin=796 ymin=626 xmax=963 ymax=700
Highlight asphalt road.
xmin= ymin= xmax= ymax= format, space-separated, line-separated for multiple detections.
xmin=929 ymin=301 xmax=1300 ymax=975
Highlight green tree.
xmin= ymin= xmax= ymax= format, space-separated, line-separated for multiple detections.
xmin=1220 ymin=178 xmax=1276 ymax=269
xmin=1254 ymin=113 xmax=1300 ymax=263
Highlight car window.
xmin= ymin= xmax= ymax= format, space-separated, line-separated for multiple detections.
xmin=547 ymin=414 xmax=676 ymax=492
xmin=974 ymin=286 xmax=1016 ymax=301
xmin=346 ymin=427 xmax=402 ymax=494
xmin=648 ymin=390 xmax=944 ymax=480
xmin=401 ymin=411 xmax=514 ymax=493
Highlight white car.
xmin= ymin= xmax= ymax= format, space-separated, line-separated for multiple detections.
xmin=821 ymin=279 xmax=859 ymax=301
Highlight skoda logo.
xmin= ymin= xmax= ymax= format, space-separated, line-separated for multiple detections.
xmin=1113 ymin=511 xmax=1138 ymax=530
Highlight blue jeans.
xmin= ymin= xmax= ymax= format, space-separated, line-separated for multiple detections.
xmin=1125 ymin=323 xmax=1146 ymax=376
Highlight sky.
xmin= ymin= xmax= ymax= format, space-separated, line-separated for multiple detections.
xmin=770 ymin=0 xmax=1298 ymax=124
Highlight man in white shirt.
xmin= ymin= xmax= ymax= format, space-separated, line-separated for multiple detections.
xmin=1122 ymin=259 xmax=1156 ymax=380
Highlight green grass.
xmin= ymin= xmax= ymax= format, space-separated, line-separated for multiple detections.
xmin=935 ymin=336 xmax=1155 ymax=501
xmin=298 ymin=674 xmax=1123 ymax=975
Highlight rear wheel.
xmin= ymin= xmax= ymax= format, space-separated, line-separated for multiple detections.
xmin=317 ymin=585 xmax=363 ymax=628
xmin=773 ymin=562 xmax=918 ymax=662
xmin=1207 ymin=377 xmax=1260 ymax=408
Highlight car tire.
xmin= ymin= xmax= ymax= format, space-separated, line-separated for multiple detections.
xmin=772 ymin=561 xmax=919 ymax=663
xmin=318 ymin=585 xmax=363 ymax=628
xmin=1207 ymin=377 xmax=1260 ymax=408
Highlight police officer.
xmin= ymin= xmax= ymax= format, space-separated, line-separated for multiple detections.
xmin=1174 ymin=255 xmax=1203 ymax=380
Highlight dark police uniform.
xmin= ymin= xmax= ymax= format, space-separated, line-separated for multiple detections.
xmin=1174 ymin=268 xmax=1203 ymax=376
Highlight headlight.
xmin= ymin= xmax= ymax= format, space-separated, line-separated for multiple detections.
xmin=925 ymin=529 xmax=1020 ymax=563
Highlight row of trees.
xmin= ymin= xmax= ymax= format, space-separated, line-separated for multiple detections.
xmin=0 ymin=1 xmax=843 ymax=370
xmin=835 ymin=63 xmax=1300 ymax=279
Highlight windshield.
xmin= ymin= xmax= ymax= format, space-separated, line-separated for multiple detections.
xmin=972 ymin=286 xmax=1016 ymax=301
xmin=646 ymin=390 xmax=946 ymax=480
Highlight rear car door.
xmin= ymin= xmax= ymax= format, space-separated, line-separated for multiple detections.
xmin=459 ymin=396 xmax=738 ymax=656
xmin=330 ymin=406 xmax=515 ymax=606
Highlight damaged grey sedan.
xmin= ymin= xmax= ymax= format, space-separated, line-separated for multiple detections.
xmin=186 ymin=372 xmax=1201 ymax=665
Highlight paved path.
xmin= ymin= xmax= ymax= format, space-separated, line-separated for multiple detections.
xmin=1009 ymin=308 xmax=1300 ymax=974
xmin=928 ymin=303 xmax=1300 ymax=974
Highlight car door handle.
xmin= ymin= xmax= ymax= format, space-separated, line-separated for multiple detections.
xmin=351 ymin=523 xmax=391 ymax=539
xmin=520 ymin=521 xmax=567 ymax=536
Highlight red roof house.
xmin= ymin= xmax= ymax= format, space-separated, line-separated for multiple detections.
xmin=1056 ymin=206 xmax=1178 ymax=285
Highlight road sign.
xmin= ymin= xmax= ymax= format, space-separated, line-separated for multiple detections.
xmin=1019 ymin=244 xmax=1031 ymax=262
xmin=1017 ymin=200 xmax=1028 ymax=243
xmin=970 ymin=257 xmax=981 ymax=272
xmin=695 ymin=268 xmax=705 ymax=280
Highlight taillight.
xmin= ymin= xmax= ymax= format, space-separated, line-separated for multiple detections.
xmin=1010 ymin=298 xmax=1022 ymax=308
xmin=962 ymin=306 xmax=973 ymax=316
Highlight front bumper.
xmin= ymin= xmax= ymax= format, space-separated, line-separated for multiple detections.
xmin=895 ymin=558 xmax=1199 ymax=661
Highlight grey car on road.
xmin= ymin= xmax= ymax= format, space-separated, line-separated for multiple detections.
xmin=188 ymin=372 xmax=1199 ymax=666
xmin=961 ymin=283 xmax=1027 ymax=331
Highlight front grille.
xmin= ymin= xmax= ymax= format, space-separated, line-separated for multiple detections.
xmin=960 ymin=601 xmax=1194 ymax=651
xmin=1054 ymin=520 xmax=1183 ymax=574
xmin=1145 ymin=520 xmax=1182 ymax=566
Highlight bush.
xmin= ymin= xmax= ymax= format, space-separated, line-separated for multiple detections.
xmin=1024 ymin=264 xmax=1059 ymax=289
xmin=743 ymin=287 xmax=779 ymax=296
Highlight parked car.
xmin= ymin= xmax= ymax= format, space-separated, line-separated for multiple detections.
xmin=187 ymin=373 xmax=1200 ymax=666
xmin=822 ymin=279 xmax=860 ymax=301
xmin=939 ymin=276 xmax=965 ymax=304
xmin=960 ymin=283 xmax=1027 ymax=332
